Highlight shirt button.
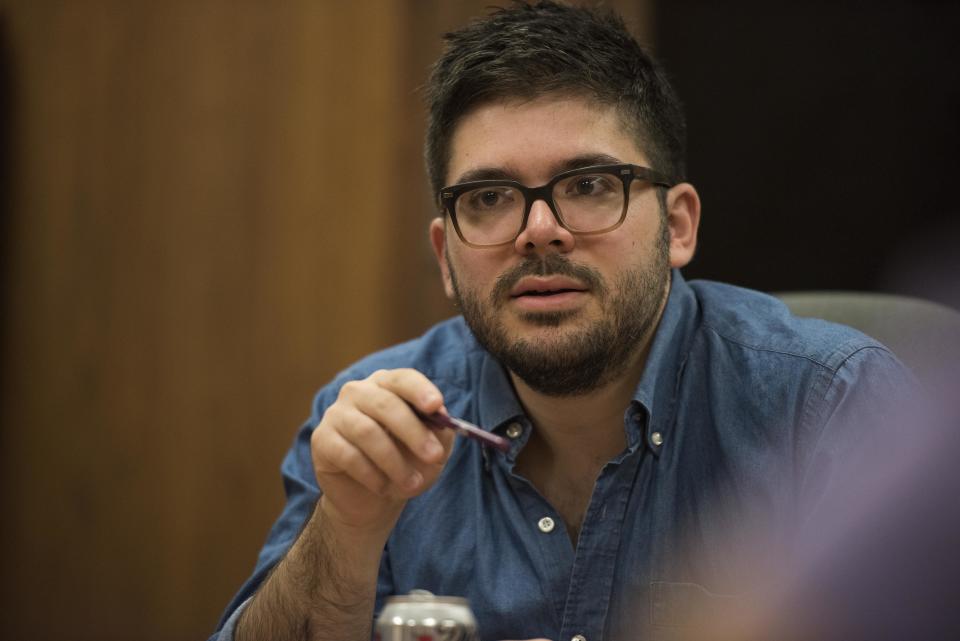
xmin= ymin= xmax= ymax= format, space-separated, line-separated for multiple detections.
xmin=651 ymin=431 xmax=664 ymax=446
xmin=505 ymin=422 xmax=523 ymax=439
xmin=572 ymin=635 xmax=587 ymax=641
xmin=537 ymin=516 xmax=555 ymax=533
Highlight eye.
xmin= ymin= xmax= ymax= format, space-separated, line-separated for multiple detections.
xmin=479 ymin=190 xmax=501 ymax=207
xmin=464 ymin=186 xmax=515 ymax=211
xmin=568 ymin=175 xmax=615 ymax=197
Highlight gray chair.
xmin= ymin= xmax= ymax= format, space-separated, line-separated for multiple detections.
xmin=775 ymin=291 xmax=960 ymax=382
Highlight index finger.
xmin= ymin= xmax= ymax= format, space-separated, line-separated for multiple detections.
xmin=368 ymin=368 xmax=445 ymax=415
xmin=363 ymin=369 xmax=453 ymax=462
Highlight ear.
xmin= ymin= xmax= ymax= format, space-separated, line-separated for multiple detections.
xmin=429 ymin=217 xmax=456 ymax=299
xmin=665 ymin=182 xmax=701 ymax=268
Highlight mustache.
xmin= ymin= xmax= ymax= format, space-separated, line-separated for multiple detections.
xmin=491 ymin=254 xmax=607 ymax=303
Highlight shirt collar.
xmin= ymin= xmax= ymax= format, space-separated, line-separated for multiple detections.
xmin=474 ymin=351 xmax=527 ymax=465
xmin=477 ymin=351 xmax=526 ymax=432
xmin=629 ymin=269 xmax=699 ymax=455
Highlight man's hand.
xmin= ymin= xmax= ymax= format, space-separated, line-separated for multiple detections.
xmin=311 ymin=368 xmax=455 ymax=534
xmin=236 ymin=368 xmax=453 ymax=641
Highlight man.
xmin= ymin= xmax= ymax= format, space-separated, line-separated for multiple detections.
xmin=212 ymin=3 xmax=914 ymax=640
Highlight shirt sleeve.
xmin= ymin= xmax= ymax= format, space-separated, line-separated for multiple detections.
xmin=757 ymin=345 xmax=955 ymax=639
xmin=207 ymin=597 xmax=250 ymax=641
xmin=795 ymin=343 xmax=922 ymax=527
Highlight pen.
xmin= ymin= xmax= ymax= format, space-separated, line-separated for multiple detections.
xmin=413 ymin=408 xmax=511 ymax=453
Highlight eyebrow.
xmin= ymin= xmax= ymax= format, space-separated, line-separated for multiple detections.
xmin=451 ymin=153 xmax=626 ymax=185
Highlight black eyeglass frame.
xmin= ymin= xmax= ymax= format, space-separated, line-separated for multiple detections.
xmin=438 ymin=163 xmax=677 ymax=248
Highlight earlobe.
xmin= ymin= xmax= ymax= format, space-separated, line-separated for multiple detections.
xmin=429 ymin=217 xmax=456 ymax=299
xmin=666 ymin=183 xmax=701 ymax=268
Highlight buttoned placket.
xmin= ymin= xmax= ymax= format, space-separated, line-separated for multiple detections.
xmin=500 ymin=411 xmax=650 ymax=641
xmin=499 ymin=417 xmax=573 ymax=623
xmin=555 ymin=411 xmax=648 ymax=641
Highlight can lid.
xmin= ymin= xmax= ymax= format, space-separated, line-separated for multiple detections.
xmin=385 ymin=589 xmax=470 ymax=607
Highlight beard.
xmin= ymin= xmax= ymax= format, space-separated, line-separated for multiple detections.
xmin=447 ymin=221 xmax=671 ymax=397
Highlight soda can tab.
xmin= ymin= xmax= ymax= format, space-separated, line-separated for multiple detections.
xmin=375 ymin=589 xmax=479 ymax=641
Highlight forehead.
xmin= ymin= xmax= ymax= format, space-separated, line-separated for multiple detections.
xmin=446 ymin=95 xmax=649 ymax=185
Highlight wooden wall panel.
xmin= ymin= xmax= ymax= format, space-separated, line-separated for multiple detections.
xmin=0 ymin=1 xmax=651 ymax=639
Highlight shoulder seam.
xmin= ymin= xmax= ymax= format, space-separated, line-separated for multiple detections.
xmin=700 ymin=320 xmax=887 ymax=373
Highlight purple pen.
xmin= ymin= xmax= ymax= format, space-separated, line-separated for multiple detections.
xmin=414 ymin=408 xmax=511 ymax=453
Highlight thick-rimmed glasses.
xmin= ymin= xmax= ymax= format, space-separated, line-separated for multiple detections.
xmin=438 ymin=163 xmax=675 ymax=248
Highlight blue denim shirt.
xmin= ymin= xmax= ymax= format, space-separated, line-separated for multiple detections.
xmin=213 ymin=271 xmax=913 ymax=641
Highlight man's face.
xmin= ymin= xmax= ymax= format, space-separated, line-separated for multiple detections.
xmin=430 ymin=96 xmax=678 ymax=397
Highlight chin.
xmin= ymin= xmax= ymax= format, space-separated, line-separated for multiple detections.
xmin=513 ymin=309 xmax=582 ymax=328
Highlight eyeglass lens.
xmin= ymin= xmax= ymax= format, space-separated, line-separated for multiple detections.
xmin=454 ymin=170 xmax=625 ymax=245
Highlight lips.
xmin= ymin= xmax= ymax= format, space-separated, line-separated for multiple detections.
xmin=509 ymin=276 xmax=587 ymax=298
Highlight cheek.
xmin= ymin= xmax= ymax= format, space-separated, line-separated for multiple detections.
xmin=622 ymin=216 xmax=663 ymax=254
xmin=448 ymin=247 xmax=511 ymax=286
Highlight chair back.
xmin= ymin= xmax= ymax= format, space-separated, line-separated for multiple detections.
xmin=776 ymin=291 xmax=960 ymax=381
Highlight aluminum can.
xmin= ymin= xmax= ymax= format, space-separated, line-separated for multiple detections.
xmin=375 ymin=590 xmax=479 ymax=641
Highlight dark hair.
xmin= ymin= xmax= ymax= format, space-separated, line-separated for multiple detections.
xmin=424 ymin=0 xmax=687 ymax=197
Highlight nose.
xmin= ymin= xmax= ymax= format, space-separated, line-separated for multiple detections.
xmin=513 ymin=197 xmax=576 ymax=255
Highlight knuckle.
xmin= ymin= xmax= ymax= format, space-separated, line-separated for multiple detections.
xmin=368 ymin=369 xmax=390 ymax=383
xmin=315 ymin=407 xmax=347 ymax=442
xmin=352 ymin=418 xmax=381 ymax=442
xmin=338 ymin=379 xmax=365 ymax=400
xmin=397 ymin=367 xmax=426 ymax=386
xmin=371 ymin=476 xmax=389 ymax=496
xmin=369 ymin=393 xmax=395 ymax=417
xmin=338 ymin=443 xmax=364 ymax=469
xmin=319 ymin=402 xmax=344 ymax=424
